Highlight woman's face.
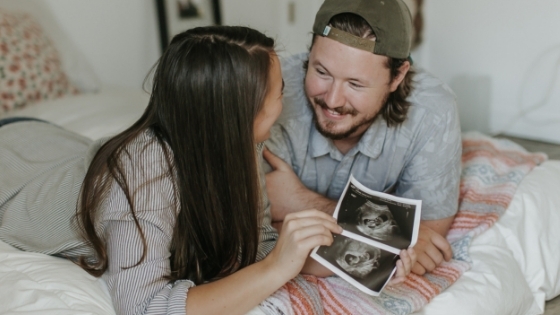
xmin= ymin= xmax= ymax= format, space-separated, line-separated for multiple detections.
xmin=254 ymin=54 xmax=283 ymax=143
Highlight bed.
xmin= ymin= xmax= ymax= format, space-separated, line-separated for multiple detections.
xmin=1 ymin=2 xmax=560 ymax=315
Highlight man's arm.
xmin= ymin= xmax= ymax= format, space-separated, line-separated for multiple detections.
xmin=265 ymin=147 xmax=449 ymax=277
xmin=422 ymin=216 xmax=455 ymax=236
xmin=399 ymin=80 xmax=462 ymax=275
xmin=263 ymin=148 xmax=337 ymax=221
xmin=265 ymin=147 xmax=457 ymax=275
xmin=412 ymin=217 xmax=454 ymax=275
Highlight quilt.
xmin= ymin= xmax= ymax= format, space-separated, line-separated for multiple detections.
xmin=258 ymin=131 xmax=548 ymax=315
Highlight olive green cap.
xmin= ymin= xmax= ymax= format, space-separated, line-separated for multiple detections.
xmin=312 ymin=0 xmax=413 ymax=59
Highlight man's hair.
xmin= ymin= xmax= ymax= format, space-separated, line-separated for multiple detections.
xmin=305 ymin=13 xmax=415 ymax=127
xmin=77 ymin=26 xmax=275 ymax=284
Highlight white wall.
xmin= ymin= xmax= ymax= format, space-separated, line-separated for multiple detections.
xmin=419 ymin=0 xmax=560 ymax=144
xmin=40 ymin=0 xmax=560 ymax=144
xmin=225 ymin=0 xmax=560 ymax=144
xmin=221 ymin=0 xmax=322 ymax=56
xmin=43 ymin=0 xmax=161 ymax=89
xmin=44 ymin=0 xmax=319 ymax=88
xmin=221 ymin=0 xmax=279 ymax=39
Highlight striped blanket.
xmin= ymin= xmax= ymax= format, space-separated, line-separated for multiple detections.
xmin=258 ymin=132 xmax=548 ymax=315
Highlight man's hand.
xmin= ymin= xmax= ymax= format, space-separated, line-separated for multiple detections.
xmin=263 ymin=148 xmax=336 ymax=221
xmin=388 ymin=248 xmax=416 ymax=285
xmin=411 ymin=220 xmax=454 ymax=275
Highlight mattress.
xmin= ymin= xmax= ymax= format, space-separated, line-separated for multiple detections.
xmin=1 ymin=87 xmax=559 ymax=315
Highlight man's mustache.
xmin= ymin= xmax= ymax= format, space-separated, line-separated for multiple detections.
xmin=313 ymin=98 xmax=358 ymax=116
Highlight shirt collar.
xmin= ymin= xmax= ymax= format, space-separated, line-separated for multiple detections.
xmin=356 ymin=117 xmax=387 ymax=159
xmin=308 ymin=117 xmax=387 ymax=160
xmin=309 ymin=123 xmax=333 ymax=158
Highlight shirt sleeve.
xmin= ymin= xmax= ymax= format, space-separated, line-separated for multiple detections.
xmin=396 ymin=93 xmax=462 ymax=221
xmin=255 ymin=147 xmax=279 ymax=261
xmin=263 ymin=124 xmax=296 ymax=174
xmin=98 ymin=136 xmax=194 ymax=315
xmin=263 ymin=53 xmax=309 ymax=173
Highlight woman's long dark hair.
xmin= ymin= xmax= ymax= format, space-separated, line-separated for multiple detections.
xmin=76 ymin=26 xmax=275 ymax=284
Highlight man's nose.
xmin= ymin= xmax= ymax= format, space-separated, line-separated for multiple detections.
xmin=324 ymin=82 xmax=345 ymax=108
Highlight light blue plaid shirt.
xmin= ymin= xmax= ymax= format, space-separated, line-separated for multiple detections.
xmin=265 ymin=53 xmax=462 ymax=220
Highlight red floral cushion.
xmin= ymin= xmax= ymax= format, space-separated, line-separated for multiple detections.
xmin=0 ymin=10 xmax=79 ymax=114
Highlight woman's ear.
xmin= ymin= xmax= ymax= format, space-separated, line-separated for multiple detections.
xmin=389 ymin=61 xmax=411 ymax=92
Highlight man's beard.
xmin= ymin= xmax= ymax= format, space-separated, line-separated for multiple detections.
xmin=308 ymin=97 xmax=385 ymax=140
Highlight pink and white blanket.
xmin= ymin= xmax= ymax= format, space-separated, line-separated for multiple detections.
xmin=259 ymin=132 xmax=547 ymax=315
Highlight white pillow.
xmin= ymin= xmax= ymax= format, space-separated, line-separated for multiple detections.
xmin=0 ymin=240 xmax=115 ymax=315
xmin=3 ymin=86 xmax=149 ymax=140
xmin=495 ymin=160 xmax=560 ymax=308
xmin=0 ymin=0 xmax=100 ymax=93
xmin=414 ymin=226 xmax=540 ymax=315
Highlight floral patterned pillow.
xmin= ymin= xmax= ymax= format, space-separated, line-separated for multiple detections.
xmin=0 ymin=9 xmax=79 ymax=114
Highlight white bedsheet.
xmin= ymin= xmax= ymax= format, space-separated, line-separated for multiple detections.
xmin=1 ymin=88 xmax=559 ymax=315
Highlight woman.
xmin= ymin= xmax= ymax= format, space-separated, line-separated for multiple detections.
xmin=0 ymin=26 xmax=413 ymax=315
xmin=77 ymin=25 xmax=347 ymax=315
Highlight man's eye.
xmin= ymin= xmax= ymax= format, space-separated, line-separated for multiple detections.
xmin=316 ymin=68 xmax=326 ymax=75
xmin=350 ymin=82 xmax=364 ymax=88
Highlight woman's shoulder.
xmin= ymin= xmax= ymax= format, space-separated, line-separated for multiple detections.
xmin=126 ymin=128 xmax=166 ymax=151
xmin=107 ymin=128 xmax=176 ymax=202
xmin=119 ymin=128 xmax=173 ymax=168
xmin=100 ymin=128 xmax=178 ymax=226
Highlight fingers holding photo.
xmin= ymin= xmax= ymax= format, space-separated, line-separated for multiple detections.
xmin=399 ymin=247 xmax=416 ymax=274
xmin=268 ymin=209 xmax=343 ymax=280
xmin=284 ymin=208 xmax=337 ymax=223
xmin=389 ymin=248 xmax=416 ymax=285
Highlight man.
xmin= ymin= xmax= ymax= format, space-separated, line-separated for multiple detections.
xmin=263 ymin=0 xmax=461 ymax=276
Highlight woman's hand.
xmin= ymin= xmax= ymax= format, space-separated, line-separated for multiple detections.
xmin=265 ymin=209 xmax=342 ymax=281
xmin=388 ymin=247 xmax=416 ymax=286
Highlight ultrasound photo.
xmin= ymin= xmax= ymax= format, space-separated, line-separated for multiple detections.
xmin=314 ymin=234 xmax=398 ymax=294
xmin=310 ymin=175 xmax=421 ymax=295
xmin=337 ymin=183 xmax=417 ymax=249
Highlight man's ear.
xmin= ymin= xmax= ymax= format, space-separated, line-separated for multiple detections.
xmin=389 ymin=60 xmax=411 ymax=92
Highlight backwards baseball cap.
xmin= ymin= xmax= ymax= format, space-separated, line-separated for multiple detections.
xmin=312 ymin=0 xmax=413 ymax=60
